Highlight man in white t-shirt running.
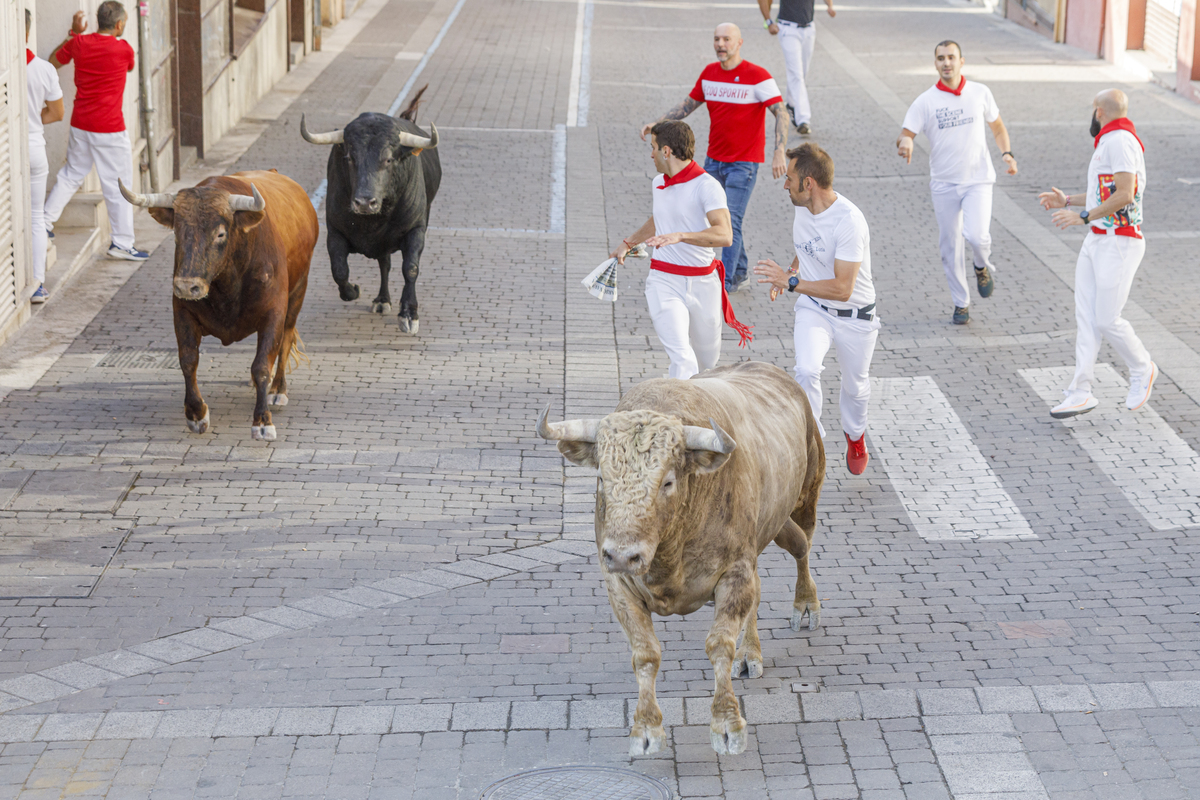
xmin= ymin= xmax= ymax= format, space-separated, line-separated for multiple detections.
xmin=1037 ymin=89 xmax=1155 ymax=419
xmin=613 ymin=120 xmax=753 ymax=380
xmin=25 ymin=9 xmax=65 ymax=304
xmin=897 ymin=40 xmax=1017 ymax=325
xmin=754 ymin=143 xmax=877 ymax=475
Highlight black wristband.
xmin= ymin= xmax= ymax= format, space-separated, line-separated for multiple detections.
xmin=1002 ymin=151 xmax=1014 ymax=158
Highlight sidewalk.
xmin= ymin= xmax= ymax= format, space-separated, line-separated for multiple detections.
xmin=0 ymin=0 xmax=1197 ymax=797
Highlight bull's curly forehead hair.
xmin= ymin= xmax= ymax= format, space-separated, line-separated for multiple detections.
xmin=596 ymin=411 xmax=684 ymax=505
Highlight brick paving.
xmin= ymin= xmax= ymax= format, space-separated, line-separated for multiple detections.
xmin=0 ymin=0 xmax=1198 ymax=796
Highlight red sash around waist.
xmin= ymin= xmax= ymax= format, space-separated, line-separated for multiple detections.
xmin=651 ymin=258 xmax=753 ymax=348
xmin=1091 ymin=225 xmax=1142 ymax=239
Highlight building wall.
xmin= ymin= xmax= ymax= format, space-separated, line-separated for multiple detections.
xmin=200 ymin=0 xmax=289 ymax=152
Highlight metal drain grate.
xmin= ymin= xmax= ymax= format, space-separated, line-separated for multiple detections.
xmin=95 ymin=349 xmax=180 ymax=370
xmin=479 ymin=766 xmax=673 ymax=800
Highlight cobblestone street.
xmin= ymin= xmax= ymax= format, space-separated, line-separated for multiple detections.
xmin=2 ymin=0 xmax=1200 ymax=796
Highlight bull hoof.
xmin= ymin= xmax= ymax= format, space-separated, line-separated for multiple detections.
xmin=732 ymin=655 xmax=764 ymax=680
xmin=339 ymin=283 xmax=360 ymax=302
xmin=628 ymin=725 xmax=665 ymax=756
xmin=792 ymin=603 xmax=821 ymax=632
xmin=370 ymin=301 xmax=392 ymax=314
xmin=398 ymin=316 xmax=419 ymax=334
xmin=186 ymin=412 xmax=210 ymax=434
xmin=268 ymin=393 xmax=288 ymax=407
xmin=710 ymin=718 xmax=748 ymax=755
xmin=251 ymin=424 xmax=277 ymax=441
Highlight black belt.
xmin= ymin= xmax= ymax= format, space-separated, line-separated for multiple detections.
xmin=818 ymin=301 xmax=875 ymax=321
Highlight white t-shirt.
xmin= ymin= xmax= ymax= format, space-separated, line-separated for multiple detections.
xmin=901 ymin=79 xmax=1000 ymax=185
xmin=26 ymin=53 xmax=63 ymax=147
xmin=650 ymin=168 xmax=728 ymax=267
xmin=792 ymin=193 xmax=875 ymax=312
xmin=1087 ymin=127 xmax=1145 ymax=231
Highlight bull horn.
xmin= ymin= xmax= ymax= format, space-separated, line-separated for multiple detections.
xmin=228 ymin=183 xmax=266 ymax=213
xmin=536 ymin=405 xmax=600 ymax=442
xmin=397 ymin=123 xmax=437 ymax=150
xmin=118 ymin=178 xmax=175 ymax=208
xmin=300 ymin=114 xmax=344 ymax=145
xmin=683 ymin=419 xmax=736 ymax=454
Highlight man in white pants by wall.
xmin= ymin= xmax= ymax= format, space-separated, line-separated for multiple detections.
xmin=1038 ymin=89 xmax=1156 ymax=419
xmin=754 ymin=143 xmax=877 ymax=475
xmin=45 ymin=2 xmax=148 ymax=262
xmin=612 ymin=120 xmax=753 ymax=380
xmin=758 ymin=0 xmax=836 ymax=135
xmin=897 ymin=40 xmax=1016 ymax=326
xmin=25 ymin=9 xmax=65 ymax=304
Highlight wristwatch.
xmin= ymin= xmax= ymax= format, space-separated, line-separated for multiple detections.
xmin=787 ymin=276 xmax=800 ymax=293
xmin=1079 ymin=210 xmax=1090 ymax=224
xmin=763 ymin=18 xmax=774 ymax=28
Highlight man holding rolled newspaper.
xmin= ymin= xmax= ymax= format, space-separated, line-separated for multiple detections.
xmin=611 ymin=121 xmax=754 ymax=380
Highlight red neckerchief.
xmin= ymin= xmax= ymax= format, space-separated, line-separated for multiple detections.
xmin=935 ymin=75 xmax=966 ymax=96
xmin=1095 ymin=118 xmax=1144 ymax=152
xmin=26 ymin=49 xmax=34 ymax=64
xmin=656 ymin=160 xmax=706 ymax=189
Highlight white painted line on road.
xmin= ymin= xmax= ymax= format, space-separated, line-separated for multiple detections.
xmin=386 ymin=0 xmax=469 ymax=117
xmin=869 ymin=376 xmax=1037 ymax=541
xmin=309 ymin=178 xmax=328 ymax=211
xmin=566 ymin=0 xmax=587 ymax=126
xmin=550 ymin=123 xmax=567 ymax=234
xmin=1022 ymin=363 xmax=1200 ymax=530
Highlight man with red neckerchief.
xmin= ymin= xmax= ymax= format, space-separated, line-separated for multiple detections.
xmin=25 ymin=9 xmax=65 ymax=304
xmin=897 ymin=40 xmax=1017 ymax=326
xmin=1037 ymin=89 xmax=1155 ymax=420
xmin=612 ymin=120 xmax=752 ymax=380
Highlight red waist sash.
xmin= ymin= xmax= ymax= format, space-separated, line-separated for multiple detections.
xmin=1091 ymin=225 xmax=1142 ymax=239
xmin=651 ymin=258 xmax=753 ymax=348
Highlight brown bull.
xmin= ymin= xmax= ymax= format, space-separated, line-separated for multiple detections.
xmin=538 ymin=361 xmax=825 ymax=756
xmin=120 ymin=170 xmax=319 ymax=440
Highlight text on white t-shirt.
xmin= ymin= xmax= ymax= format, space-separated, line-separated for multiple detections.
xmin=792 ymin=193 xmax=875 ymax=311
xmin=901 ymin=80 xmax=1000 ymax=185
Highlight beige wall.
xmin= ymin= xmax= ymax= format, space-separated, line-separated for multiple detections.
xmin=201 ymin=1 xmax=289 ymax=151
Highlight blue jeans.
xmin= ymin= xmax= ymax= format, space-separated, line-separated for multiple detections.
xmin=704 ymin=158 xmax=759 ymax=287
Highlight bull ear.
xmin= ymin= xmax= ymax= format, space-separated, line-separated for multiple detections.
xmin=234 ymin=209 xmax=266 ymax=232
xmin=148 ymin=207 xmax=174 ymax=228
xmin=557 ymin=441 xmax=598 ymax=468
xmin=683 ymin=448 xmax=732 ymax=476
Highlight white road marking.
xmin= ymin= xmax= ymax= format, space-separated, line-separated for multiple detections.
xmin=386 ymin=0 xmax=469 ymax=116
xmin=1022 ymin=364 xmax=1200 ymax=530
xmin=566 ymin=0 xmax=586 ymax=126
xmin=550 ymin=124 xmax=567 ymax=234
xmin=869 ymin=376 xmax=1037 ymax=541
xmin=309 ymin=178 xmax=328 ymax=211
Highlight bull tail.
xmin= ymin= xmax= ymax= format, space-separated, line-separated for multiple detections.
xmin=398 ymin=84 xmax=428 ymax=121
xmin=285 ymin=328 xmax=311 ymax=373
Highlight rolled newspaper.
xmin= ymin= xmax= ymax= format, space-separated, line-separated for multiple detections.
xmin=582 ymin=258 xmax=619 ymax=302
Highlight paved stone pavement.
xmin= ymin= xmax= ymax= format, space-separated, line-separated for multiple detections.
xmin=0 ymin=0 xmax=1199 ymax=797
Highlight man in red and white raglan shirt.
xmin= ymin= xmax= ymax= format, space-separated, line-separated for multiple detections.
xmin=897 ymin=40 xmax=1016 ymax=326
xmin=613 ymin=120 xmax=752 ymax=380
xmin=26 ymin=9 xmax=65 ymax=304
xmin=1038 ymin=89 xmax=1155 ymax=420
xmin=46 ymin=2 xmax=149 ymax=262
xmin=640 ymin=23 xmax=790 ymax=295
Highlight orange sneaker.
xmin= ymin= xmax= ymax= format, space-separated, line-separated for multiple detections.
xmin=845 ymin=433 xmax=868 ymax=475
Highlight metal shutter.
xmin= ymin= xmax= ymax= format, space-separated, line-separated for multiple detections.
xmin=1145 ymin=0 xmax=1183 ymax=66
xmin=0 ymin=0 xmax=24 ymax=335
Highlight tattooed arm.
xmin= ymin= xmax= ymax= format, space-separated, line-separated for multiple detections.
xmin=640 ymin=97 xmax=703 ymax=140
xmin=769 ymin=102 xmax=789 ymax=179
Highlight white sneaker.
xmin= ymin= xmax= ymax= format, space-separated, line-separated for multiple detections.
xmin=1051 ymin=391 xmax=1099 ymax=419
xmin=1126 ymin=362 xmax=1158 ymax=410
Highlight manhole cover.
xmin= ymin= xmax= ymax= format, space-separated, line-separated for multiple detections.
xmin=96 ymin=348 xmax=180 ymax=370
xmin=479 ymin=766 xmax=673 ymax=800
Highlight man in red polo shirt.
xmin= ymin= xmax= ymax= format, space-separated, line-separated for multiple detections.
xmin=640 ymin=23 xmax=789 ymax=294
xmin=612 ymin=121 xmax=751 ymax=380
xmin=45 ymin=2 xmax=148 ymax=261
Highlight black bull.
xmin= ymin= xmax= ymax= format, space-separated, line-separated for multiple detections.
xmin=301 ymin=94 xmax=441 ymax=334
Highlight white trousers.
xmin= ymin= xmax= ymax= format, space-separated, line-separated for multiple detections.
xmin=645 ymin=270 xmax=723 ymax=380
xmin=1068 ymin=232 xmax=1152 ymax=395
xmin=778 ymin=23 xmax=815 ymax=126
xmin=43 ymin=127 xmax=136 ymax=250
xmin=793 ymin=301 xmax=880 ymax=440
xmin=29 ymin=142 xmax=49 ymax=285
xmin=930 ymin=180 xmax=996 ymax=308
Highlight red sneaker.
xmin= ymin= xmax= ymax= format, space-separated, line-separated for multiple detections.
xmin=845 ymin=433 xmax=868 ymax=475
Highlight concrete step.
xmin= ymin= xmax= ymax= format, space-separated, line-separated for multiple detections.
xmin=56 ymin=193 xmax=106 ymax=229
